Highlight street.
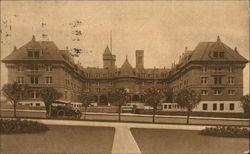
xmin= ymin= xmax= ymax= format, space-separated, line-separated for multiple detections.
xmin=1 ymin=109 xmax=249 ymax=126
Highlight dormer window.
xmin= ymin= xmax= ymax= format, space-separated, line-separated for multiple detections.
xmin=28 ymin=50 xmax=40 ymax=58
xmin=34 ymin=51 xmax=40 ymax=58
xmin=213 ymin=51 xmax=224 ymax=58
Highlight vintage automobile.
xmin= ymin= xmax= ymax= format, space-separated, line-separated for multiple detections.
xmin=51 ymin=100 xmax=82 ymax=120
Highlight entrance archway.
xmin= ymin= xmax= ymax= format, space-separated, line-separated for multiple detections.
xmin=99 ymin=95 xmax=108 ymax=106
xmin=132 ymin=95 xmax=140 ymax=102
xmin=93 ymin=95 xmax=98 ymax=102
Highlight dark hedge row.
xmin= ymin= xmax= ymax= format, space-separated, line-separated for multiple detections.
xmin=200 ymin=126 xmax=249 ymax=138
xmin=0 ymin=119 xmax=49 ymax=134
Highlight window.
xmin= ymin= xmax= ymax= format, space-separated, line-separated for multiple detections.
xmin=164 ymin=105 xmax=168 ymax=109
xmin=214 ymin=90 xmax=222 ymax=95
xmin=214 ymin=76 xmax=222 ymax=84
xmin=28 ymin=51 xmax=33 ymax=57
xmin=45 ymin=64 xmax=52 ymax=72
xmin=16 ymin=77 xmax=24 ymax=84
xmin=17 ymin=65 xmax=23 ymax=72
xmin=202 ymin=66 xmax=207 ymax=72
xmin=168 ymin=105 xmax=172 ymax=109
xmin=213 ymin=104 xmax=217 ymax=110
xmin=228 ymin=90 xmax=235 ymax=95
xmin=202 ymin=104 xmax=208 ymax=110
xmin=213 ymin=52 xmax=224 ymax=58
xmin=31 ymin=64 xmax=39 ymax=72
xmin=31 ymin=90 xmax=40 ymax=99
xmin=34 ymin=51 xmax=40 ymax=58
xmin=65 ymin=91 xmax=68 ymax=99
xmin=228 ymin=77 xmax=234 ymax=84
xmin=219 ymin=52 xmax=224 ymax=58
xmin=229 ymin=67 xmax=234 ymax=73
xmin=215 ymin=67 xmax=222 ymax=72
xmin=213 ymin=52 xmax=219 ymax=58
xmin=36 ymin=103 xmax=40 ymax=107
xmin=201 ymin=77 xmax=208 ymax=84
xmin=201 ymin=90 xmax=208 ymax=95
xmin=46 ymin=77 xmax=52 ymax=84
xmin=229 ymin=103 xmax=235 ymax=110
xmin=28 ymin=50 xmax=40 ymax=58
xmin=31 ymin=76 xmax=38 ymax=84
xmin=220 ymin=103 xmax=224 ymax=111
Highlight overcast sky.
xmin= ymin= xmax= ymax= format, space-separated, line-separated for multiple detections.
xmin=1 ymin=1 xmax=249 ymax=94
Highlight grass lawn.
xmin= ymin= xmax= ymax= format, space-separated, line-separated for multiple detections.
xmin=1 ymin=125 xmax=115 ymax=153
xmin=131 ymin=128 xmax=249 ymax=154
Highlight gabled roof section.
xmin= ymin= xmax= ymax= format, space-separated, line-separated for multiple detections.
xmin=2 ymin=36 xmax=65 ymax=62
xmin=120 ymin=56 xmax=133 ymax=70
xmin=103 ymin=45 xmax=112 ymax=55
xmin=189 ymin=36 xmax=248 ymax=62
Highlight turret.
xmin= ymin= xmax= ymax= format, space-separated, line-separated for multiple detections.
xmin=103 ymin=45 xmax=116 ymax=69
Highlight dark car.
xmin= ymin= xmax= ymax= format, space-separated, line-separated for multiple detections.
xmin=51 ymin=100 xmax=82 ymax=120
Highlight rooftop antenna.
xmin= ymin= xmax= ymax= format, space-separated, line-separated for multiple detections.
xmin=110 ymin=30 xmax=112 ymax=53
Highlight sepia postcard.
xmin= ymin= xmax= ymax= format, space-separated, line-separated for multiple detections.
xmin=0 ymin=1 xmax=249 ymax=154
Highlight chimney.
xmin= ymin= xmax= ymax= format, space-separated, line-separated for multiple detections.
xmin=217 ymin=35 xmax=220 ymax=42
xmin=136 ymin=50 xmax=144 ymax=69
xmin=32 ymin=35 xmax=36 ymax=41
xmin=234 ymin=47 xmax=238 ymax=52
xmin=13 ymin=46 xmax=17 ymax=52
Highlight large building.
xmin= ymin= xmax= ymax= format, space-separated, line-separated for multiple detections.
xmin=2 ymin=35 xmax=248 ymax=112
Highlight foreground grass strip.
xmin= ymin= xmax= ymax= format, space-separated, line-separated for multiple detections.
xmin=200 ymin=126 xmax=249 ymax=138
xmin=0 ymin=119 xmax=49 ymax=134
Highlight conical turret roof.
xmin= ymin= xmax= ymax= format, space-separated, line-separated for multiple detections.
xmin=103 ymin=45 xmax=112 ymax=55
xmin=121 ymin=56 xmax=133 ymax=70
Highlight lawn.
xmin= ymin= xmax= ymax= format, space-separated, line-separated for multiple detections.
xmin=1 ymin=125 xmax=115 ymax=153
xmin=131 ymin=128 xmax=249 ymax=154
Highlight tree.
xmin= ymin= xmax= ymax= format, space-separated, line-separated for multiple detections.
xmin=40 ymin=87 xmax=62 ymax=117
xmin=78 ymin=91 xmax=96 ymax=120
xmin=241 ymin=94 xmax=250 ymax=115
xmin=163 ymin=88 xmax=173 ymax=102
xmin=108 ymin=88 xmax=130 ymax=121
xmin=175 ymin=89 xmax=201 ymax=124
xmin=143 ymin=87 xmax=164 ymax=123
xmin=2 ymin=82 xmax=29 ymax=118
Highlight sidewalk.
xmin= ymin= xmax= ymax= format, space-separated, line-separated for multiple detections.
xmin=1 ymin=109 xmax=249 ymax=121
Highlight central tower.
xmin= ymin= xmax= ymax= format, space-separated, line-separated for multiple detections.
xmin=103 ymin=46 xmax=116 ymax=69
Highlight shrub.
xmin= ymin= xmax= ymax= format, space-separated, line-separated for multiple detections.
xmin=200 ymin=126 xmax=249 ymax=138
xmin=0 ymin=119 xmax=49 ymax=134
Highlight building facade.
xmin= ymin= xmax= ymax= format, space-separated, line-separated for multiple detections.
xmin=2 ymin=35 xmax=248 ymax=112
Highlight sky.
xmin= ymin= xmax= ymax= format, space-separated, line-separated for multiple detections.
xmin=1 ymin=1 xmax=249 ymax=94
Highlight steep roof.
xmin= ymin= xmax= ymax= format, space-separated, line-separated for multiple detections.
xmin=120 ymin=56 xmax=133 ymax=70
xmin=2 ymin=36 xmax=65 ymax=62
xmin=103 ymin=45 xmax=112 ymax=55
xmin=189 ymin=36 xmax=248 ymax=62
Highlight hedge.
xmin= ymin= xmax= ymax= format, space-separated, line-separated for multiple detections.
xmin=200 ymin=126 xmax=249 ymax=138
xmin=0 ymin=119 xmax=49 ymax=134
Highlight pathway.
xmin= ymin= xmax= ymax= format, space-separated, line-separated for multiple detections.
xmin=29 ymin=119 xmax=207 ymax=154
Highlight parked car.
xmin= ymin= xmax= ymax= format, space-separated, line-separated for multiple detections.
xmin=51 ymin=100 xmax=82 ymax=119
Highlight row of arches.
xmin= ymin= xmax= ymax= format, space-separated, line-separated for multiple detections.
xmin=95 ymin=94 xmax=141 ymax=106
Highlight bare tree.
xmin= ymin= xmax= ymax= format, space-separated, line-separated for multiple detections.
xmin=2 ymin=82 xmax=29 ymax=118
xmin=108 ymin=88 xmax=130 ymax=121
xmin=175 ymin=89 xmax=201 ymax=124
